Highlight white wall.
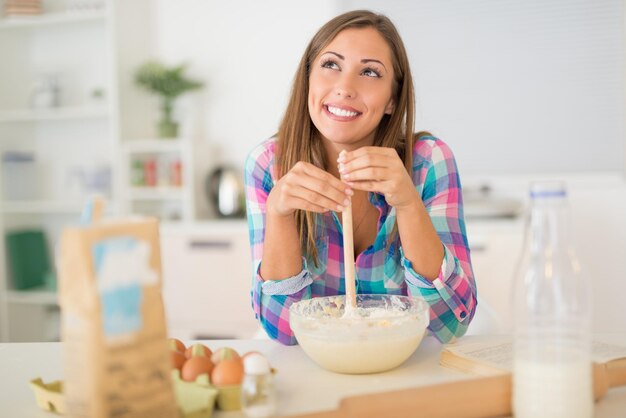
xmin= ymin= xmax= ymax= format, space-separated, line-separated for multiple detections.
xmin=467 ymin=174 xmax=626 ymax=335
xmin=146 ymin=0 xmax=624 ymax=177
xmin=339 ymin=0 xmax=625 ymax=176
xmin=153 ymin=0 xmax=340 ymax=167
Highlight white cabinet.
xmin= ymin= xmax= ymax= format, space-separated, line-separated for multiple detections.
xmin=465 ymin=176 xmax=626 ymax=336
xmin=0 ymin=0 xmax=219 ymax=342
xmin=0 ymin=0 xmax=160 ymax=342
xmin=566 ymin=180 xmax=626 ymax=334
xmin=160 ymin=221 xmax=259 ymax=340
xmin=466 ymin=219 xmax=524 ymax=335
xmin=0 ymin=3 xmax=118 ymax=342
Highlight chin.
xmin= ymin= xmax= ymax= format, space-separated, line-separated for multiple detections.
xmin=320 ymin=130 xmax=363 ymax=146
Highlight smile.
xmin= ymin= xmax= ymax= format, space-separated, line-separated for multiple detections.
xmin=324 ymin=105 xmax=361 ymax=120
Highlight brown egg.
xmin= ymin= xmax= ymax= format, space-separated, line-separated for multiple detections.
xmin=211 ymin=358 xmax=244 ymax=386
xmin=185 ymin=343 xmax=212 ymax=359
xmin=171 ymin=351 xmax=186 ymax=371
xmin=181 ymin=356 xmax=214 ymax=382
xmin=169 ymin=338 xmax=186 ymax=353
xmin=211 ymin=347 xmax=241 ymax=365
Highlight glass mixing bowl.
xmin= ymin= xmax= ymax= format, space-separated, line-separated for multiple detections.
xmin=289 ymin=294 xmax=430 ymax=374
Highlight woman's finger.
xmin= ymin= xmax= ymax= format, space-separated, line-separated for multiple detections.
xmin=294 ymin=161 xmax=348 ymax=191
xmin=342 ymin=166 xmax=391 ymax=182
xmin=296 ymin=174 xmax=351 ymax=205
xmin=338 ymin=152 xmax=390 ymax=172
xmin=345 ymin=180 xmax=380 ymax=193
xmin=339 ymin=152 xmax=400 ymax=180
xmin=285 ymin=182 xmax=349 ymax=212
xmin=290 ymin=162 xmax=352 ymax=203
xmin=339 ymin=146 xmax=396 ymax=161
xmin=288 ymin=197 xmax=331 ymax=213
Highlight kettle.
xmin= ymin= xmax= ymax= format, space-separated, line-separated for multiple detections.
xmin=206 ymin=166 xmax=246 ymax=218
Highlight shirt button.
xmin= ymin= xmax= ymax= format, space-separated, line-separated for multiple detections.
xmin=460 ymin=311 xmax=467 ymax=319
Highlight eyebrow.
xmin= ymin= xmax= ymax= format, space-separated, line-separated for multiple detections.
xmin=323 ymin=51 xmax=388 ymax=71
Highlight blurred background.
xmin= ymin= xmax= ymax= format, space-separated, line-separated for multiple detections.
xmin=0 ymin=0 xmax=624 ymax=342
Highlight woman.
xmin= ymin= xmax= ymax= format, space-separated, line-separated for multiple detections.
xmin=244 ymin=10 xmax=476 ymax=345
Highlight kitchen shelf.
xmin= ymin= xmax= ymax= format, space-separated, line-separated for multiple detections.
xmin=1 ymin=200 xmax=113 ymax=214
xmin=160 ymin=218 xmax=248 ymax=234
xmin=128 ymin=187 xmax=185 ymax=200
xmin=0 ymin=0 xmax=129 ymax=342
xmin=0 ymin=10 xmax=106 ymax=30
xmin=121 ymin=138 xmax=190 ymax=154
xmin=0 ymin=106 xmax=109 ymax=123
xmin=5 ymin=288 xmax=57 ymax=305
xmin=120 ymin=135 xmax=198 ymax=222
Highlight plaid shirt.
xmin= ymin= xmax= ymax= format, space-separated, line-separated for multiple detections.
xmin=244 ymin=135 xmax=477 ymax=345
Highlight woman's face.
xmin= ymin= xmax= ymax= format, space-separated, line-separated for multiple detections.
xmin=308 ymin=27 xmax=395 ymax=151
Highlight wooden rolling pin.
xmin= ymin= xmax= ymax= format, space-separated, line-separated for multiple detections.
xmin=287 ymin=359 xmax=626 ymax=418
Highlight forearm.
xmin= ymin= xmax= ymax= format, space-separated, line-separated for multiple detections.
xmin=396 ymin=189 xmax=444 ymax=281
xmin=260 ymin=210 xmax=303 ymax=280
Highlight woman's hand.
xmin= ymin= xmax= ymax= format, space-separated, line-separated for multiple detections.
xmin=337 ymin=147 xmax=418 ymax=209
xmin=267 ymin=161 xmax=353 ymax=217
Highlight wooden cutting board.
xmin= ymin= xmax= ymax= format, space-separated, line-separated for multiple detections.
xmin=286 ymin=359 xmax=626 ymax=418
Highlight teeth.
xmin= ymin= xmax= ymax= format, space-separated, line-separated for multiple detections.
xmin=327 ymin=106 xmax=359 ymax=117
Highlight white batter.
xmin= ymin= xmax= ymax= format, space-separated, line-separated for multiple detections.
xmin=297 ymin=331 xmax=424 ymax=374
xmin=291 ymin=296 xmax=428 ymax=374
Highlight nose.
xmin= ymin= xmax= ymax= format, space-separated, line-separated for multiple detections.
xmin=334 ymin=73 xmax=356 ymax=99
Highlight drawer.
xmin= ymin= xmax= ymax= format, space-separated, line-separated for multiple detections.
xmin=160 ymin=229 xmax=259 ymax=339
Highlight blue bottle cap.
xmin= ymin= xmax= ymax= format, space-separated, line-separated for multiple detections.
xmin=529 ymin=181 xmax=567 ymax=199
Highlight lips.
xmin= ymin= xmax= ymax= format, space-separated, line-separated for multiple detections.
xmin=324 ymin=104 xmax=362 ymax=121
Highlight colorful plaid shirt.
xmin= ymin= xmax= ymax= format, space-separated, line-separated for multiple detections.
xmin=244 ymin=135 xmax=477 ymax=345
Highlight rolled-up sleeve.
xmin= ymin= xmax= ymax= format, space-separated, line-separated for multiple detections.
xmin=244 ymin=140 xmax=313 ymax=345
xmin=403 ymin=138 xmax=477 ymax=343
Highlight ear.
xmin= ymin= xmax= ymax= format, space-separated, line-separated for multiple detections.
xmin=384 ymin=99 xmax=395 ymax=115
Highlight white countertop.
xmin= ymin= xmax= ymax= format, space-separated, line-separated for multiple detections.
xmin=1 ymin=336 xmax=626 ymax=417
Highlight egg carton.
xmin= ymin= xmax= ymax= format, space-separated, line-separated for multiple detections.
xmin=29 ymin=373 xmax=241 ymax=417
xmin=171 ymin=370 xmax=218 ymax=417
xmin=30 ymin=378 xmax=65 ymax=414
xmin=172 ymin=369 xmax=242 ymax=415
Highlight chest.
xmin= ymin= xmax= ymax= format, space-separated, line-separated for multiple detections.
xmin=339 ymin=198 xmax=379 ymax=256
xmin=311 ymin=208 xmax=405 ymax=296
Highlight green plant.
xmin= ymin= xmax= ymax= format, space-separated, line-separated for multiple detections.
xmin=135 ymin=61 xmax=203 ymax=138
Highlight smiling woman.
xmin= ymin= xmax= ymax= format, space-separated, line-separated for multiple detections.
xmin=308 ymin=27 xmax=395 ymax=148
xmin=244 ymin=10 xmax=477 ymax=346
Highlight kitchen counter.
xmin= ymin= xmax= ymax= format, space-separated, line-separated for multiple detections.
xmin=1 ymin=336 xmax=625 ymax=417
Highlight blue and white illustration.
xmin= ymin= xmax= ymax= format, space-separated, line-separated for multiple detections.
xmin=92 ymin=237 xmax=157 ymax=340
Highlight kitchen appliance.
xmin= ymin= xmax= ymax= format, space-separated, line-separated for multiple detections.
xmin=206 ymin=166 xmax=245 ymax=218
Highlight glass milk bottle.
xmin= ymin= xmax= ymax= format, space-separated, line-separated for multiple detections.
xmin=512 ymin=181 xmax=592 ymax=418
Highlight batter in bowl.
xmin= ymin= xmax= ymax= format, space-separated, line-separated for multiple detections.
xmin=290 ymin=295 xmax=429 ymax=374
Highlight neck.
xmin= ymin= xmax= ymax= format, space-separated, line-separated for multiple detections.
xmin=326 ymin=146 xmax=341 ymax=178
xmin=351 ymin=189 xmax=368 ymax=201
xmin=320 ymin=133 xmax=376 ymax=176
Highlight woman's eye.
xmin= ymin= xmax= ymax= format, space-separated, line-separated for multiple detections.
xmin=362 ymin=68 xmax=381 ymax=78
xmin=321 ymin=60 xmax=339 ymax=70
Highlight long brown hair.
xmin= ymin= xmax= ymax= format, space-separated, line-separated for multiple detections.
xmin=277 ymin=10 xmax=429 ymax=265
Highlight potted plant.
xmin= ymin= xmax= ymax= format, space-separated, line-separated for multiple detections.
xmin=135 ymin=61 xmax=204 ymax=139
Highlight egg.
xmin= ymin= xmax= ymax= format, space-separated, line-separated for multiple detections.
xmin=241 ymin=350 xmax=263 ymax=360
xmin=170 ymin=351 xmax=186 ymax=371
xmin=211 ymin=358 xmax=244 ymax=386
xmin=243 ymin=353 xmax=272 ymax=375
xmin=181 ymin=356 xmax=214 ymax=382
xmin=185 ymin=343 xmax=212 ymax=359
xmin=211 ymin=347 xmax=240 ymax=364
xmin=169 ymin=338 xmax=186 ymax=353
